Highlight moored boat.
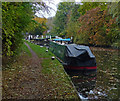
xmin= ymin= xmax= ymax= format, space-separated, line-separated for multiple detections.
xmin=49 ymin=39 xmax=97 ymax=73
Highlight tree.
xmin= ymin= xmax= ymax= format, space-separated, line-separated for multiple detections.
xmin=107 ymin=2 xmax=120 ymax=48
xmin=66 ymin=4 xmax=81 ymax=38
xmin=2 ymin=1 xmax=52 ymax=57
xmin=29 ymin=17 xmax=47 ymax=35
xmin=30 ymin=23 xmax=47 ymax=36
xmin=2 ymin=2 xmax=34 ymax=56
xmin=107 ymin=2 xmax=120 ymax=28
xmin=51 ymin=2 xmax=74 ymax=36
xmin=46 ymin=17 xmax=54 ymax=32
xmin=76 ymin=7 xmax=120 ymax=46
xmin=34 ymin=17 xmax=47 ymax=24
xmin=78 ymin=2 xmax=108 ymax=15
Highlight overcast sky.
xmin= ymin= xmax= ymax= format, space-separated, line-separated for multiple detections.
xmin=35 ymin=0 xmax=82 ymax=18
xmin=35 ymin=0 xmax=62 ymax=18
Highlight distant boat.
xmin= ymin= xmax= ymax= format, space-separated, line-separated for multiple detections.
xmin=49 ymin=39 xmax=97 ymax=73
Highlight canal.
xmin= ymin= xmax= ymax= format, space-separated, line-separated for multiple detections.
xmin=31 ymin=39 xmax=120 ymax=100
xmin=67 ymin=47 xmax=120 ymax=100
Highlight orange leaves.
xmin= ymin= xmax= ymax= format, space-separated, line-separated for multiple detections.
xmin=33 ymin=17 xmax=47 ymax=24
xmin=106 ymin=29 xmax=110 ymax=32
xmin=76 ymin=7 xmax=118 ymax=46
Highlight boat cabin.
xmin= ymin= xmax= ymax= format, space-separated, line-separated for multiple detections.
xmin=52 ymin=38 xmax=71 ymax=45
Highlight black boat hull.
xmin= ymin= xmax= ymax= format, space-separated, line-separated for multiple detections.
xmin=49 ymin=41 xmax=97 ymax=72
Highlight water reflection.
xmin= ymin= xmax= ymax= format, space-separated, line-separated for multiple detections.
xmin=90 ymin=48 xmax=120 ymax=100
xmin=65 ymin=48 xmax=120 ymax=100
xmin=66 ymin=71 xmax=97 ymax=99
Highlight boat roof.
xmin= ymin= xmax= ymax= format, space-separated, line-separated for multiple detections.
xmin=65 ymin=44 xmax=95 ymax=58
xmin=53 ymin=38 xmax=71 ymax=41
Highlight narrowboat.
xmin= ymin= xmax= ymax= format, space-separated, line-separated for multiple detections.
xmin=49 ymin=39 xmax=97 ymax=73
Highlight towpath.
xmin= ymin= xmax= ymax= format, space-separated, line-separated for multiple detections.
xmin=3 ymin=42 xmax=54 ymax=99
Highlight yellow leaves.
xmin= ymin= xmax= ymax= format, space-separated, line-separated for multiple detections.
xmin=72 ymin=76 xmax=78 ymax=78
xmin=42 ymin=26 xmax=47 ymax=30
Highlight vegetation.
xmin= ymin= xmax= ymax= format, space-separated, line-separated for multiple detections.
xmin=51 ymin=2 xmax=75 ymax=36
xmin=19 ymin=41 xmax=80 ymax=99
xmin=2 ymin=2 xmax=49 ymax=65
xmin=76 ymin=7 xmax=119 ymax=46
xmin=51 ymin=2 xmax=120 ymax=48
xmin=20 ymin=41 xmax=32 ymax=57
xmin=2 ymin=1 xmax=120 ymax=100
xmin=25 ymin=40 xmax=53 ymax=58
xmin=2 ymin=2 xmax=33 ymax=56
xmin=66 ymin=4 xmax=81 ymax=38
xmin=30 ymin=17 xmax=48 ymax=35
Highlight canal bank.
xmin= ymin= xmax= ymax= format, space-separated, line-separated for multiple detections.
xmin=2 ymin=40 xmax=80 ymax=100
xmin=28 ymin=38 xmax=120 ymax=100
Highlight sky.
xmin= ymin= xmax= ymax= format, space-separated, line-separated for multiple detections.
xmin=35 ymin=0 xmax=62 ymax=18
xmin=35 ymin=0 xmax=82 ymax=18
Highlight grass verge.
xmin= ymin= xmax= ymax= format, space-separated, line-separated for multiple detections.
xmin=20 ymin=41 xmax=32 ymax=57
xmin=25 ymin=40 xmax=79 ymax=100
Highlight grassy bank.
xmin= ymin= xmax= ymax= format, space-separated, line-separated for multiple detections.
xmin=25 ymin=40 xmax=79 ymax=100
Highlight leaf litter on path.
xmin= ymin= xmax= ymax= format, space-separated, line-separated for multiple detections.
xmin=2 ymin=42 xmax=79 ymax=100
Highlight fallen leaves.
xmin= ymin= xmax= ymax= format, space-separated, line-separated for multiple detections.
xmin=2 ymin=43 xmax=79 ymax=100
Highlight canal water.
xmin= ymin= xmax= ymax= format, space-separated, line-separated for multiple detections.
xmin=67 ymin=47 xmax=120 ymax=100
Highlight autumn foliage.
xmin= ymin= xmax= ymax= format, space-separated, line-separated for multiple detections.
xmin=76 ymin=7 xmax=119 ymax=46
xmin=34 ymin=17 xmax=47 ymax=24
xmin=51 ymin=2 xmax=120 ymax=47
xmin=30 ymin=17 xmax=47 ymax=35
